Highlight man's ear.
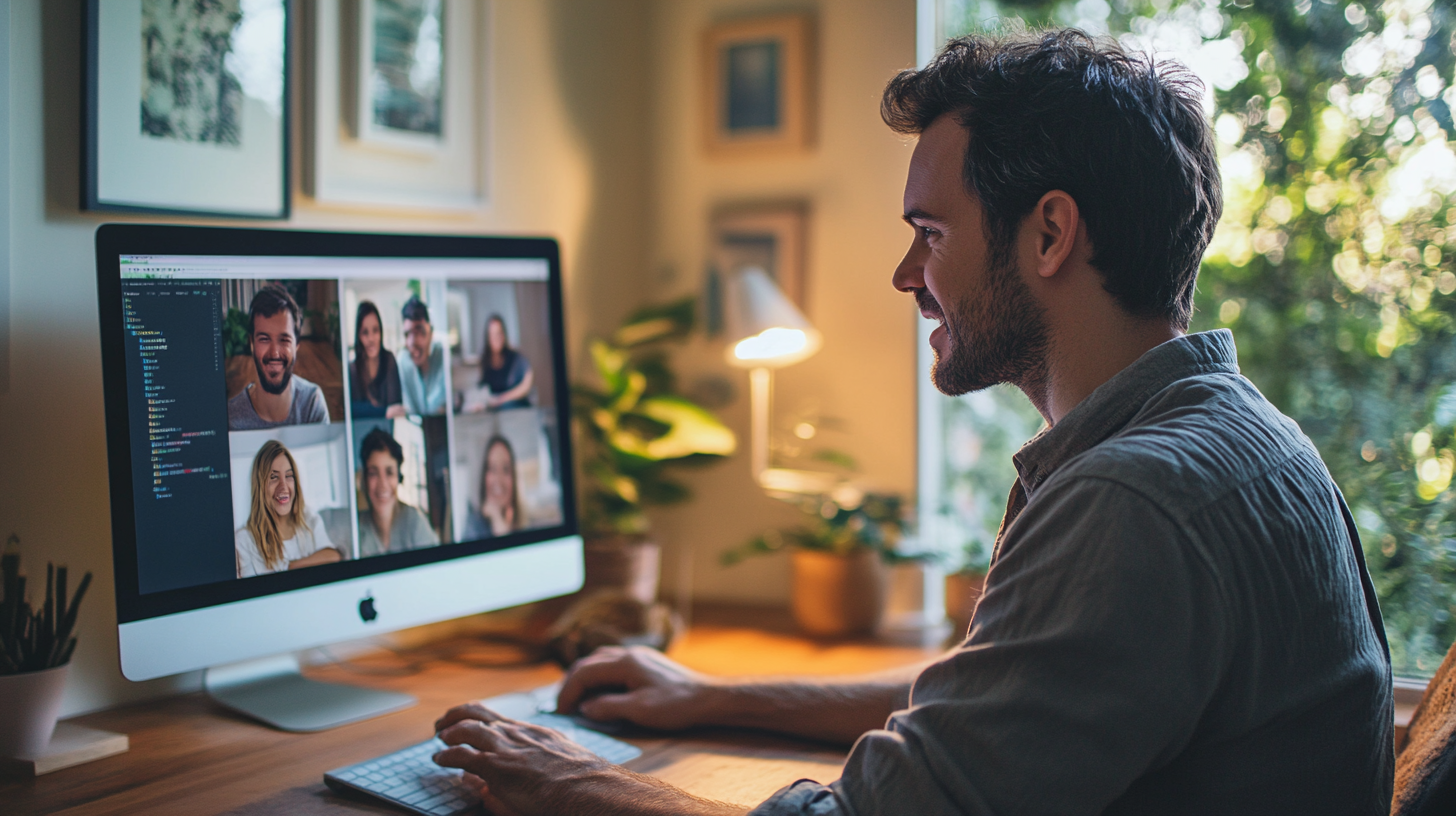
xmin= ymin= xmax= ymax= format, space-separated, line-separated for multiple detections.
xmin=1027 ymin=190 xmax=1081 ymax=280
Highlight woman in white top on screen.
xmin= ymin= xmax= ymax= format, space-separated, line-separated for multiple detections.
xmin=235 ymin=439 xmax=342 ymax=577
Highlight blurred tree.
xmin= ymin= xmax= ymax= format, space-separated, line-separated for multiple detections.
xmin=938 ymin=0 xmax=1456 ymax=676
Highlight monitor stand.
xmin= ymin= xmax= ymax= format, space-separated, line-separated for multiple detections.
xmin=203 ymin=653 xmax=416 ymax=732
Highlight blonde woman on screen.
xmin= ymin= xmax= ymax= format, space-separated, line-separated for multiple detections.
xmin=235 ymin=440 xmax=342 ymax=577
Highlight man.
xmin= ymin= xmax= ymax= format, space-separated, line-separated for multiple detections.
xmin=227 ymin=285 xmax=330 ymax=431
xmin=397 ymin=296 xmax=451 ymax=535
xmin=432 ymin=31 xmax=1395 ymax=815
xmin=398 ymin=296 xmax=447 ymax=417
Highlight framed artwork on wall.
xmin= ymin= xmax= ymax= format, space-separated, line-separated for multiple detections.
xmin=700 ymin=14 xmax=815 ymax=158
xmin=305 ymin=0 xmax=485 ymax=211
xmin=708 ymin=203 xmax=810 ymax=333
xmin=82 ymin=0 xmax=292 ymax=219
xmin=354 ymin=0 xmax=445 ymax=153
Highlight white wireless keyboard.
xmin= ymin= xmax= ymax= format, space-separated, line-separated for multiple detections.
xmin=324 ymin=689 xmax=642 ymax=816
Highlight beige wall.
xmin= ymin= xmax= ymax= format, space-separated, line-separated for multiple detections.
xmin=1 ymin=0 xmax=655 ymax=717
xmin=644 ymin=0 xmax=920 ymax=605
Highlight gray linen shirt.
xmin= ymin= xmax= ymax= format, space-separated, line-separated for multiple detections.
xmin=752 ymin=330 xmax=1393 ymax=816
xmin=357 ymin=502 xmax=439 ymax=558
xmin=227 ymin=375 xmax=329 ymax=430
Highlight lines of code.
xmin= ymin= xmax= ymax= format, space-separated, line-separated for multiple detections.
xmin=122 ymin=279 xmax=236 ymax=593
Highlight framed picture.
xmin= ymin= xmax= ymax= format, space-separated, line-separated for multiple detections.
xmin=701 ymin=14 xmax=815 ymax=158
xmin=709 ymin=203 xmax=810 ymax=331
xmin=354 ymin=0 xmax=444 ymax=152
xmin=83 ymin=0 xmax=292 ymax=219
xmin=305 ymin=0 xmax=485 ymax=211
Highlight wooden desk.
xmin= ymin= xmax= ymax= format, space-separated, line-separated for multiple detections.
xmin=4 ymin=614 xmax=939 ymax=816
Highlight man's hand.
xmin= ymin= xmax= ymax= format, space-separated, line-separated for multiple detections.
xmin=560 ymin=645 xmax=929 ymax=745
xmin=432 ymin=702 xmax=747 ymax=816
xmin=434 ymin=703 xmax=616 ymax=816
xmin=556 ymin=645 xmax=717 ymax=730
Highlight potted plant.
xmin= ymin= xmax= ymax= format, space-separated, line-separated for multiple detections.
xmin=945 ymin=538 xmax=992 ymax=636
xmin=722 ymin=491 xmax=918 ymax=638
xmin=0 ymin=538 xmax=92 ymax=758
xmin=572 ymin=297 xmax=736 ymax=602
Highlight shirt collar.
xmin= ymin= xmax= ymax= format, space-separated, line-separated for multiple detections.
xmin=1011 ymin=329 xmax=1240 ymax=495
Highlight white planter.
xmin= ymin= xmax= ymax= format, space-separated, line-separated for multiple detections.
xmin=0 ymin=663 xmax=69 ymax=758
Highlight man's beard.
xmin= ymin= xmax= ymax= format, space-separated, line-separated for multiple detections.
xmin=922 ymin=251 xmax=1049 ymax=397
xmin=254 ymin=352 xmax=295 ymax=395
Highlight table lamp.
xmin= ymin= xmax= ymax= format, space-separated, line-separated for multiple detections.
xmin=723 ymin=267 xmax=834 ymax=494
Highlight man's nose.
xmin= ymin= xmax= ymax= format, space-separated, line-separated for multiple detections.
xmin=892 ymin=244 xmax=925 ymax=293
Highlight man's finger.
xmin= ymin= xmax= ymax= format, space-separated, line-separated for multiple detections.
xmin=432 ymin=744 xmax=489 ymax=776
xmin=557 ymin=652 xmax=636 ymax=713
xmin=437 ymin=719 xmax=508 ymax=752
xmin=577 ymin=691 xmax=641 ymax=723
xmin=435 ymin=702 xmax=507 ymax=733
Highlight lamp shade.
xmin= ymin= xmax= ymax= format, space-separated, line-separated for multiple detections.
xmin=723 ymin=267 xmax=821 ymax=368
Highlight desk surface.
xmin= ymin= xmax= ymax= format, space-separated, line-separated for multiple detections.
xmin=5 ymin=613 xmax=939 ymax=816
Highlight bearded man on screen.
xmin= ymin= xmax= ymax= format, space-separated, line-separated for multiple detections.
xmin=227 ymin=285 xmax=330 ymax=431
xmin=427 ymin=30 xmax=1396 ymax=816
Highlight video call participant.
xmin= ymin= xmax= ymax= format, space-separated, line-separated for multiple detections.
xmin=398 ymin=297 xmax=446 ymax=417
xmin=429 ymin=30 xmax=1395 ymax=816
xmin=228 ymin=285 xmax=330 ymax=431
xmin=462 ymin=435 xmax=522 ymax=540
xmin=356 ymin=428 xmax=439 ymax=558
xmin=398 ymin=296 xmax=451 ymax=536
xmin=349 ymin=301 xmax=405 ymax=420
xmin=477 ymin=314 xmax=534 ymax=410
xmin=235 ymin=440 xmax=341 ymax=577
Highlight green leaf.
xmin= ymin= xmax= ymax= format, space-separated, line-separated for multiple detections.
xmin=590 ymin=340 xmax=629 ymax=394
xmin=614 ymin=297 xmax=696 ymax=347
xmin=630 ymin=396 xmax=736 ymax=460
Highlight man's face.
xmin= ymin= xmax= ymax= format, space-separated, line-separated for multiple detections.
xmin=402 ymin=318 xmax=433 ymax=368
xmin=251 ymin=310 xmax=298 ymax=396
xmin=892 ymin=115 xmax=1049 ymax=396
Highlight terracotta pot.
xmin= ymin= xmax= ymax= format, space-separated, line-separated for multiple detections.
xmin=582 ymin=535 xmax=661 ymax=604
xmin=945 ymin=570 xmax=987 ymax=636
xmin=0 ymin=663 xmax=69 ymax=758
xmin=791 ymin=549 xmax=885 ymax=638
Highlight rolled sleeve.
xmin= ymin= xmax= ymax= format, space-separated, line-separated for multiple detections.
xmin=749 ymin=780 xmax=854 ymax=816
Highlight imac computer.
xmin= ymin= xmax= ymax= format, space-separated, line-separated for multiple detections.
xmin=95 ymin=224 xmax=583 ymax=731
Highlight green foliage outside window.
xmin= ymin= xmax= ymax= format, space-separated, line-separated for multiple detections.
xmin=936 ymin=0 xmax=1456 ymax=676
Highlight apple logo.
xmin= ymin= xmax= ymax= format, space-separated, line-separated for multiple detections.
xmin=358 ymin=594 xmax=378 ymax=623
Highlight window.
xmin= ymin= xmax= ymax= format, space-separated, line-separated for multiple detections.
xmin=917 ymin=0 xmax=1456 ymax=679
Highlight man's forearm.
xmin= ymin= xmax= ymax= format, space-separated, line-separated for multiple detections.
xmin=696 ymin=663 xmax=928 ymax=745
xmin=567 ymin=770 xmax=750 ymax=816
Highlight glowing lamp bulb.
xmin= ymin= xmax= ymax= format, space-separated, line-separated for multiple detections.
xmin=733 ymin=327 xmax=808 ymax=362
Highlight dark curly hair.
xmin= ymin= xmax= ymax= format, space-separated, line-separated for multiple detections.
xmin=248 ymin=285 xmax=302 ymax=336
xmin=881 ymin=29 xmax=1221 ymax=329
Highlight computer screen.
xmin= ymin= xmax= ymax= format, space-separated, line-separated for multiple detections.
xmin=97 ymin=225 xmax=583 ymax=682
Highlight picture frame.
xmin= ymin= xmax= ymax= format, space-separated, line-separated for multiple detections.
xmin=305 ymin=0 xmax=486 ymax=211
xmin=701 ymin=14 xmax=815 ymax=158
xmin=710 ymin=202 xmax=810 ymax=321
xmin=82 ymin=0 xmax=292 ymax=219
xmin=353 ymin=0 xmax=445 ymax=153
